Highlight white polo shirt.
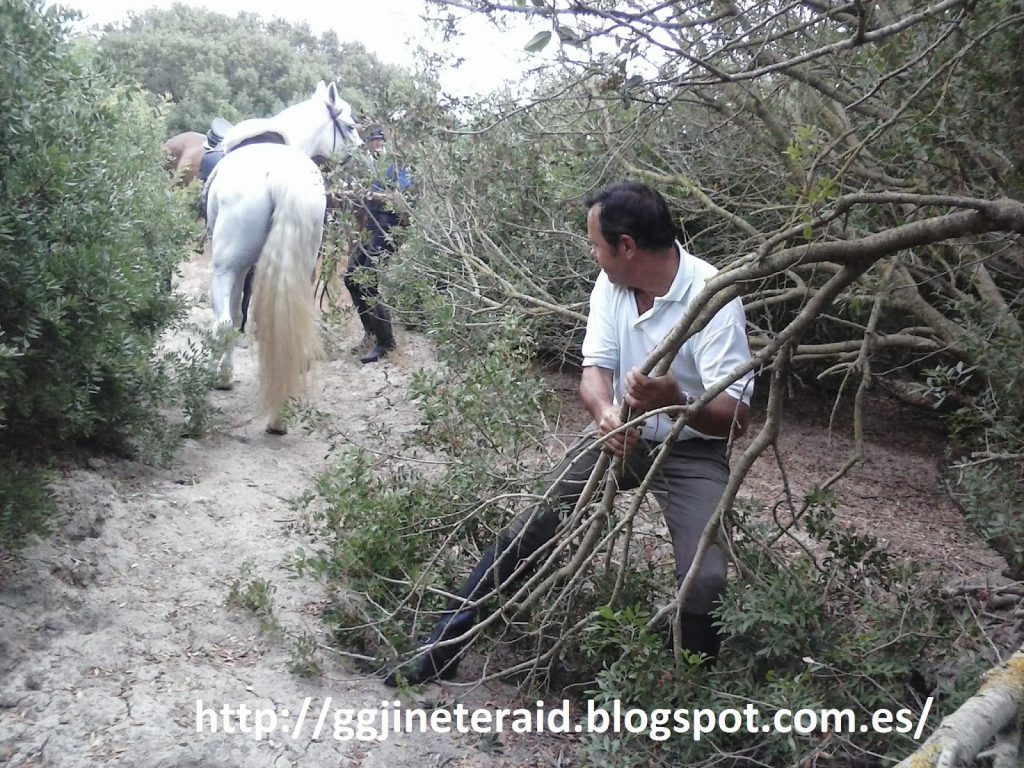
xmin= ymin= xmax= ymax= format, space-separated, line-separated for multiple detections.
xmin=581 ymin=241 xmax=753 ymax=442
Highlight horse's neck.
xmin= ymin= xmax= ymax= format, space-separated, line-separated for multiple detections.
xmin=268 ymin=100 xmax=322 ymax=158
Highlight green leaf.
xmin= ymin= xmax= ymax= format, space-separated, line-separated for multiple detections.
xmin=524 ymin=30 xmax=552 ymax=52
xmin=556 ymin=24 xmax=581 ymax=43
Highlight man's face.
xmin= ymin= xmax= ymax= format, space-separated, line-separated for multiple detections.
xmin=367 ymin=137 xmax=385 ymax=156
xmin=587 ymin=205 xmax=627 ymax=284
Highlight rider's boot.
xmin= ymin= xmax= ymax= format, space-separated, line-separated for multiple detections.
xmin=360 ymin=303 xmax=395 ymax=364
xmin=661 ymin=612 xmax=722 ymax=664
xmin=384 ymin=545 xmax=503 ymax=686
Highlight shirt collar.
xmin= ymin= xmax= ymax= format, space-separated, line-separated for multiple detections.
xmin=659 ymin=240 xmax=693 ymax=304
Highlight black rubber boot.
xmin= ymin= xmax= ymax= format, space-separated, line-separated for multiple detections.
xmin=360 ymin=303 xmax=395 ymax=364
xmin=383 ymin=609 xmax=475 ymax=687
xmin=384 ymin=546 xmax=505 ymax=687
xmin=349 ymin=296 xmax=374 ymax=355
xmin=360 ymin=343 xmax=390 ymax=364
xmin=350 ymin=331 xmax=372 ymax=356
xmin=344 ymin=249 xmax=375 ymax=346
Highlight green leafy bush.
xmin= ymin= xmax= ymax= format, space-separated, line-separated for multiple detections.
xmin=575 ymin=494 xmax=978 ymax=767
xmin=0 ymin=0 xmax=199 ymax=547
xmin=291 ymin=314 xmax=555 ymax=660
xmin=0 ymin=456 xmax=55 ymax=549
xmin=928 ymin=302 xmax=1024 ymax=578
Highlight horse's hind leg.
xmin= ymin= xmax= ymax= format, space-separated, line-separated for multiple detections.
xmin=266 ymin=412 xmax=288 ymax=436
xmin=210 ymin=268 xmax=239 ymax=389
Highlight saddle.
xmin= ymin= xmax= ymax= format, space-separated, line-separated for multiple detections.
xmin=196 ymin=115 xmax=289 ymax=203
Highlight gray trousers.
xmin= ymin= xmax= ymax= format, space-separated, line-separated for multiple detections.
xmin=492 ymin=430 xmax=730 ymax=615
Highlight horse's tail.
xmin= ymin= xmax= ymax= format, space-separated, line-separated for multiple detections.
xmin=251 ymin=164 xmax=326 ymax=420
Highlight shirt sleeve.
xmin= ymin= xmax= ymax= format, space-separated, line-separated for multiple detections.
xmin=691 ymin=298 xmax=755 ymax=405
xmin=581 ymin=272 xmax=619 ymax=370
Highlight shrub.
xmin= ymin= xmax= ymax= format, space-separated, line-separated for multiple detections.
xmin=0 ymin=456 xmax=55 ymax=550
xmin=919 ymin=298 xmax=1024 ymax=578
xmin=291 ymin=278 xmax=982 ymax=765
xmin=0 ymin=0 xmax=200 ymax=548
xmin=576 ymin=494 xmax=979 ymax=767
xmin=291 ymin=314 xmax=556 ymax=661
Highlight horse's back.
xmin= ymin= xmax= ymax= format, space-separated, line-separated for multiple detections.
xmin=163 ymin=130 xmax=204 ymax=155
xmin=212 ymin=143 xmax=324 ymax=204
xmin=221 ymin=118 xmax=285 ymax=153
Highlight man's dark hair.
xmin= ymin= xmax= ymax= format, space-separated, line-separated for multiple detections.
xmin=583 ymin=181 xmax=678 ymax=251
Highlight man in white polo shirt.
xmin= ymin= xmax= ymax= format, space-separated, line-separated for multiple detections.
xmin=385 ymin=181 xmax=753 ymax=687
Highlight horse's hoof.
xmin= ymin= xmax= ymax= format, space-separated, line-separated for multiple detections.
xmin=214 ymin=380 xmax=234 ymax=391
xmin=266 ymin=423 xmax=288 ymax=435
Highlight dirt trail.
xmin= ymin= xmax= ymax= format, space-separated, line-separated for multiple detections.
xmin=0 ymin=247 xmax=1005 ymax=768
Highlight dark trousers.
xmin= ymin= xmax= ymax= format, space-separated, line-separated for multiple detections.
xmin=480 ymin=430 xmax=730 ymax=615
xmin=344 ymin=243 xmax=394 ymax=348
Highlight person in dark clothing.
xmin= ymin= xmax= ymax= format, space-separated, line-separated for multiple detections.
xmin=343 ymin=124 xmax=414 ymax=364
xmin=198 ymin=117 xmax=232 ymax=184
xmin=384 ymin=181 xmax=754 ymax=687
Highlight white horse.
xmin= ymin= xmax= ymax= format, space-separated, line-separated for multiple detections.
xmin=205 ymin=81 xmax=361 ymax=434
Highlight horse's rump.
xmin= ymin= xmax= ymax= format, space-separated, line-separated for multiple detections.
xmin=163 ymin=131 xmax=205 ymax=186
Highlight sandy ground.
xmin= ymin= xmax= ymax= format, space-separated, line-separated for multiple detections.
xmin=0 ymin=245 xmax=1006 ymax=767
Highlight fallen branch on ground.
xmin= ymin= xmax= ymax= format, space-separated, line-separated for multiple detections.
xmin=895 ymin=642 xmax=1024 ymax=768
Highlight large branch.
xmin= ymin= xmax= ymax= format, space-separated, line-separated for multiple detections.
xmin=753 ymin=197 xmax=1024 ymax=269
xmin=895 ymin=643 xmax=1024 ymax=768
xmin=968 ymin=254 xmax=1024 ymax=341
xmin=637 ymin=197 xmax=1024 ymax=383
xmin=749 ymin=333 xmax=945 ymax=358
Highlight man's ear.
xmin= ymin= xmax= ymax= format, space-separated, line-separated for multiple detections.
xmin=619 ymin=234 xmax=638 ymax=258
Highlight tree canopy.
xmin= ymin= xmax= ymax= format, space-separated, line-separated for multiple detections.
xmin=91 ymin=2 xmax=432 ymax=135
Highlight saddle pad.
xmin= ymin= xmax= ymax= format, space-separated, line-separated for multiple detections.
xmin=222 ymin=118 xmax=289 ymax=152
